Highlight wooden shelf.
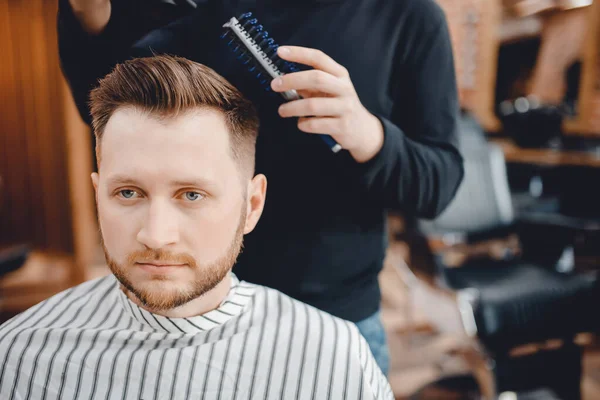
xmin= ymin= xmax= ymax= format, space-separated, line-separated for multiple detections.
xmin=492 ymin=137 xmax=600 ymax=167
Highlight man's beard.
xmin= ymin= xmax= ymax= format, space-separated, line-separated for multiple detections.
xmin=102 ymin=208 xmax=246 ymax=312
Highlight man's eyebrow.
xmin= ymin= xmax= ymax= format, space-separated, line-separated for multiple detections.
xmin=171 ymin=179 xmax=217 ymax=188
xmin=105 ymin=175 xmax=217 ymax=188
xmin=105 ymin=175 xmax=139 ymax=186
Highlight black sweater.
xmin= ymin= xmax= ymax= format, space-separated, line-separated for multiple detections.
xmin=58 ymin=0 xmax=464 ymax=322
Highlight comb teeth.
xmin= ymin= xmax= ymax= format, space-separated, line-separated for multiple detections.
xmin=246 ymin=24 xmax=263 ymax=37
xmin=222 ymin=12 xmax=300 ymax=98
xmin=242 ymin=18 xmax=258 ymax=29
xmin=238 ymin=12 xmax=254 ymax=23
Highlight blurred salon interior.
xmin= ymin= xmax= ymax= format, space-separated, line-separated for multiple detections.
xmin=1 ymin=0 xmax=600 ymax=399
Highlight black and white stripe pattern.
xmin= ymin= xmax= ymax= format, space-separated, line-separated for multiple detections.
xmin=0 ymin=274 xmax=393 ymax=399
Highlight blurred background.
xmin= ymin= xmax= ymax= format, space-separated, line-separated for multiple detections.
xmin=1 ymin=0 xmax=600 ymax=399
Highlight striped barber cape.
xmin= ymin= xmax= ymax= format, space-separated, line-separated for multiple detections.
xmin=0 ymin=274 xmax=393 ymax=399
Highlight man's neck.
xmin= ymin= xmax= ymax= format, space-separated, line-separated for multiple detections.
xmin=123 ymin=274 xmax=233 ymax=319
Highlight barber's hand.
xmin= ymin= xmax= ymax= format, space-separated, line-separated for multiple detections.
xmin=272 ymin=46 xmax=384 ymax=163
xmin=69 ymin=0 xmax=112 ymax=35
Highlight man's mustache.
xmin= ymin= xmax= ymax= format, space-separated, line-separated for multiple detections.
xmin=126 ymin=249 xmax=196 ymax=267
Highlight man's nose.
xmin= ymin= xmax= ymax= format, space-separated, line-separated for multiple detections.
xmin=136 ymin=200 xmax=180 ymax=250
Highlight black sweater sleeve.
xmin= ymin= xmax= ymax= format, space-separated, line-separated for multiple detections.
xmin=57 ymin=0 xmax=195 ymax=124
xmin=351 ymin=4 xmax=464 ymax=219
xmin=57 ymin=0 xmax=141 ymax=124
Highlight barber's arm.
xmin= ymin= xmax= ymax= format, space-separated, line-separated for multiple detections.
xmin=66 ymin=0 xmax=112 ymax=35
xmin=58 ymin=0 xmax=194 ymax=124
xmin=58 ymin=0 xmax=136 ymax=124
xmin=273 ymin=11 xmax=464 ymax=219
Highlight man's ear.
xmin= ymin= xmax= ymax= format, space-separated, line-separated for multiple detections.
xmin=243 ymin=174 xmax=267 ymax=234
xmin=91 ymin=172 xmax=99 ymax=203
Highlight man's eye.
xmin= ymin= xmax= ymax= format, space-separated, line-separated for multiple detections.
xmin=119 ymin=189 xmax=138 ymax=199
xmin=183 ymin=192 xmax=203 ymax=201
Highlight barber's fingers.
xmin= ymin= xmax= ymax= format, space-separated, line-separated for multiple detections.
xmin=278 ymin=98 xmax=346 ymax=118
xmin=271 ymin=69 xmax=348 ymax=97
xmin=276 ymin=46 xmax=349 ymax=78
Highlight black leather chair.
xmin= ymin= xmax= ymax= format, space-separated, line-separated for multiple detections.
xmin=0 ymin=244 xmax=30 ymax=278
xmin=403 ymin=114 xmax=600 ymax=400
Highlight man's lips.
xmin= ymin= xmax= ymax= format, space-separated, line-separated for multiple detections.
xmin=135 ymin=262 xmax=187 ymax=272
xmin=136 ymin=262 xmax=186 ymax=267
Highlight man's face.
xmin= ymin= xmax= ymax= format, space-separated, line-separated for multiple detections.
xmin=92 ymin=107 xmax=263 ymax=311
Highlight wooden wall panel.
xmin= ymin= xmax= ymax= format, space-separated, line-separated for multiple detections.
xmin=0 ymin=0 xmax=74 ymax=253
xmin=0 ymin=0 xmax=35 ymax=248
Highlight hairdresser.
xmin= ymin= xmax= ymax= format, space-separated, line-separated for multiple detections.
xmin=58 ymin=0 xmax=464 ymax=375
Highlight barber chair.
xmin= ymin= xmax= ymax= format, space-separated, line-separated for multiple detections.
xmin=498 ymin=96 xmax=564 ymax=148
xmin=401 ymin=114 xmax=600 ymax=399
xmin=0 ymin=244 xmax=30 ymax=278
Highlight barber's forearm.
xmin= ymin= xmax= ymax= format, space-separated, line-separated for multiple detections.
xmin=69 ymin=0 xmax=112 ymax=35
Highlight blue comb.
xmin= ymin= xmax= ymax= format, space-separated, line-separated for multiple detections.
xmin=222 ymin=12 xmax=342 ymax=153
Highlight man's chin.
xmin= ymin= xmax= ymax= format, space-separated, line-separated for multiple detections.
xmin=128 ymin=281 xmax=196 ymax=311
